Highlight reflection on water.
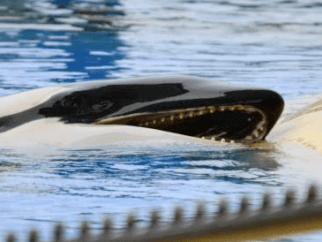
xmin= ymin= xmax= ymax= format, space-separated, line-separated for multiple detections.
xmin=0 ymin=0 xmax=322 ymax=241
xmin=117 ymin=0 xmax=322 ymax=99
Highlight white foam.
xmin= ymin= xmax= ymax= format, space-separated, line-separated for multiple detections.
xmin=90 ymin=51 xmax=115 ymax=56
xmin=0 ymin=23 xmax=82 ymax=31
xmin=43 ymin=41 xmax=72 ymax=47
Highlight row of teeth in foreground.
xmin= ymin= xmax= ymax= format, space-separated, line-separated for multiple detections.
xmin=138 ymin=105 xmax=257 ymax=127
xmin=199 ymin=119 xmax=266 ymax=144
xmin=138 ymin=105 xmax=267 ymax=143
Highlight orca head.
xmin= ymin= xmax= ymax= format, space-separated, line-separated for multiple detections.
xmin=37 ymin=76 xmax=284 ymax=144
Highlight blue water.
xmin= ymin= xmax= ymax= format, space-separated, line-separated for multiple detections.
xmin=1 ymin=0 xmax=322 ymax=241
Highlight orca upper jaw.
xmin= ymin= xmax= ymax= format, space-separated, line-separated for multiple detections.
xmin=94 ymin=89 xmax=284 ymax=144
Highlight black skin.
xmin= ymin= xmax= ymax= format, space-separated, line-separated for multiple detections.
xmin=0 ymin=76 xmax=284 ymax=141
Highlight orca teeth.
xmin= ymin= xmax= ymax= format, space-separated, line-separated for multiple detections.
xmin=253 ymin=130 xmax=259 ymax=138
xmin=100 ymin=104 xmax=268 ymax=144
xmin=208 ymin=106 xmax=216 ymax=113
xmin=235 ymin=105 xmax=245 ymax=110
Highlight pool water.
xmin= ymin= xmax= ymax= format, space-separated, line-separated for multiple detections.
xmin=1 ymin=0 xmax=322 ymax=241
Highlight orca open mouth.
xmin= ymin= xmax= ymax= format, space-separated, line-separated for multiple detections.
xmin=0 ymin=76 xmax=284 ymax=144
xmin=95 ymin=104 xmax=267 ymax=143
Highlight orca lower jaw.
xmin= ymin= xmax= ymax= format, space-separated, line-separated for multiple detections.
xmin=95 ymin=105 xmax=268 ymax=144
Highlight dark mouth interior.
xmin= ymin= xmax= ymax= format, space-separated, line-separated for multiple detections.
xmin=95 ymin=105 xmax=267 ymax=143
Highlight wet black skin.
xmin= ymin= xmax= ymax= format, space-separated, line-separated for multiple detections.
xmin=0 ymin=76 xmax=284 ymax=142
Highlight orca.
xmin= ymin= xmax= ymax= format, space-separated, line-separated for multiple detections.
xmin=0 ymin=76 xmax=284 ymax=146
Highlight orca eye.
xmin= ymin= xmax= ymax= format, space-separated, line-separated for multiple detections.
xmin=92 ymin=100 xmax=113 ymax=112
